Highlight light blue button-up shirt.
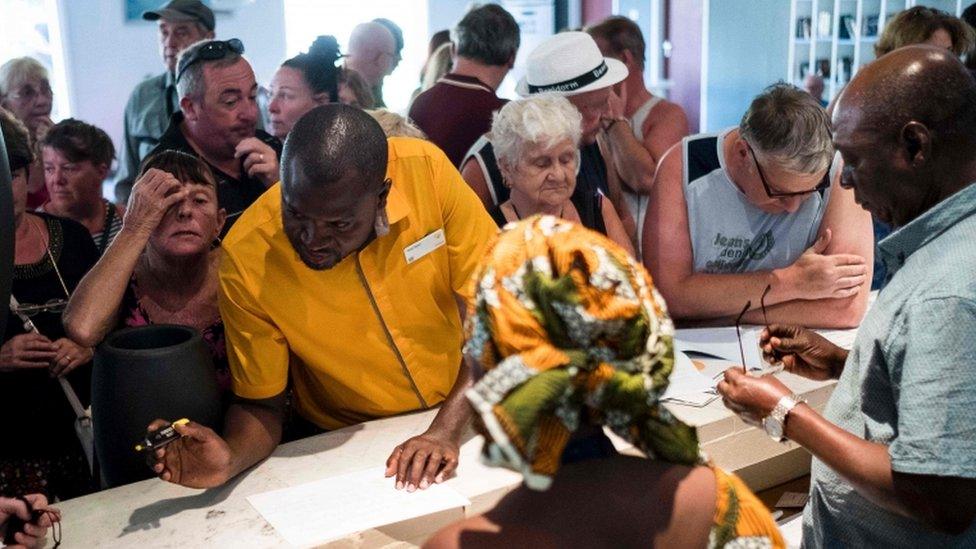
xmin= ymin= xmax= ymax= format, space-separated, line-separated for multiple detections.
xmin=803 ymin=182 xmax=976 ymax=547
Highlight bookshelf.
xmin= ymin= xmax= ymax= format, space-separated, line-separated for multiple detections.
xmin=788 ymin=0 xmax=971 ymax=101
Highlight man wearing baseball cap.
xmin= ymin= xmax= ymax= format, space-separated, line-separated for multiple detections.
xmin=460 ymin=31 xmax=647 ymax=251
xmin=115 ymin=0 xmax=215 ymax=204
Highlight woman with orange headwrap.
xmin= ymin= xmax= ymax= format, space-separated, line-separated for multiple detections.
xmin=427 ymin=215 xmax=783 ymax=548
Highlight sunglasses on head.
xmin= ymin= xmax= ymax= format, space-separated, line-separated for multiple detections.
xmin=176 ymin=39 xmax=245 ymax=83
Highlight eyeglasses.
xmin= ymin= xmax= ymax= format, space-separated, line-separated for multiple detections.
xmin=11 ymin=298 xmax=68 ymax=317
xmin=7 ymin=83 xmax=53 ymax=102
xmin=747 ymin=144 xmax=831 ymax=198
xmin=176 ymin=38 xmax=245 ymax=83
xmin=735 ymin=284 xmax=773 ymax=373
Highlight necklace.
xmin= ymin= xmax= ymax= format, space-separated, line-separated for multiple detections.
xmin=30 ymin=216 xmax=70 ymax=297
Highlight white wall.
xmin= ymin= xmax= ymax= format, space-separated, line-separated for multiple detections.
xmin=58 ymin=0 xmax=287 ymax=171
xmin=702 ymin=1 xmax=798 ymax=130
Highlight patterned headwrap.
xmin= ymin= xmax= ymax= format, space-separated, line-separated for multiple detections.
xmin=465 ymin=215 xmax=701 ymax=490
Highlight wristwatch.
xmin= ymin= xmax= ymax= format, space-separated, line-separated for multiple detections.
xmin=762 ymin=394 xmax=805 ymax=442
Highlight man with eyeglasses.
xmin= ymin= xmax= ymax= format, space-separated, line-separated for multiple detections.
xmin=115 ymin=0 xmax=216 ymax=204
xmin=147 ymin=105 xmax=496 ymax=496
xmin=643 ymin=83 xmax=873 ymax=329
xmin=718 ymin=46 xmax=976 ymax=546
xmin=345 ymin=21 xmax=399 ymax=108
xmin=149 ymin=38 xmax=281 ymax=235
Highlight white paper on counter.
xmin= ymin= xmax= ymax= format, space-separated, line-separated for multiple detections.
xmin=676 ymin=326 xmax=764 ymax=371
xmin=662 ymin=350 xmax=718 ymax=406
xmin=247 ymin=465 xmax=471 ymax=547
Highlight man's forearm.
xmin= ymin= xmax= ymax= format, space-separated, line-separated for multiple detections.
xmin=787 ymin=404 xmax=913 ymax=520
xmin=662 ymin=271 xmax=784 ymax=320
xmin=426 ymin=360 xmax=474 ymax=440
xmin=741 ymin=291 xmax=867 ymax=329
xmin=605 ymin=122 xmax=657 ymax=194
xmin=221 ymin=400 xmax=284 ymax=481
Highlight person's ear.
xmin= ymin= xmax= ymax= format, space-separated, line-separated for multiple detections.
xmin=900 ymin=121 xmax=932 ymax=169
xmin=214 ymin=207 xmax=227 ymax=238
xmin=95 ymin=162 xmax=110 ymax=181
xmin=376 ymin=177 xmax=392 ymax=209
xmin=312 ymin=91 xmax=330 ymax=105
xmin=507 ymin=52 xmax=516 ymax=70
xmin=621 ymin=49 xmax=635 ymax=69
xmin=181 ymin=95 xmax=198 ymax=121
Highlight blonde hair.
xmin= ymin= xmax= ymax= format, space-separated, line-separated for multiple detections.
xmin=367 ymin=109 xmax=426 ymax=139
xmin=490 ymin=95 xmax=583 ymax=169
xmin=420 ymin=42 xmax=454 ymax=92
xmin=875 ymin=6 xmax=975 ymax=57
xmin=0 ymin=57 xmax=49 ymax=98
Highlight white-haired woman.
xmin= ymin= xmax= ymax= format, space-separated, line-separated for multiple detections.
xmin=0 ymin=57 xmax=55 ymax=209
xmin=490 ymin=95 xmax=634 ymax=256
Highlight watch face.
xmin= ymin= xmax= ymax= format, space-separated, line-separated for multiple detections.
xmin=763 ymin=416 xmax=783 ymax=440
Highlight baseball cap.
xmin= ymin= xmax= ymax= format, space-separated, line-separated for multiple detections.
xmin=143 ymin=0 xmax=216 ymax=32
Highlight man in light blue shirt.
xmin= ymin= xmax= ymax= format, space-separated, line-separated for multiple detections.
xmin=115 ymin=0 xmax=214 ymax=203
xmin=717 ymin=45 xmax=976 ymax=547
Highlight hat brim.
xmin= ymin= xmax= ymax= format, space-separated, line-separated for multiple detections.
xmin=516 ymin=57 xmax=629 ymax=98
xmin=143 ymin=8 xmax=211 ymax=30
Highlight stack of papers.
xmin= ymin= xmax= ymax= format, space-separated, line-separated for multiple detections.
xmin=247 ymin=466 xmax=470 ymax=547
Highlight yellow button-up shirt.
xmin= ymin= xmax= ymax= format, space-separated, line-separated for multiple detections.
xmin=218 ymin=138 xmax=496 ymax=429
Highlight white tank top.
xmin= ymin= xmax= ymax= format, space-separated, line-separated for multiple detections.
xmin=683 ymin=128 xmax=833 ymax=273
xmin=624 ymin=96 xmax=662 ymax=259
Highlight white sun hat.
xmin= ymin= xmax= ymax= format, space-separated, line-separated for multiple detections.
xmin=515 ymin=31 xmax=629 ymax=97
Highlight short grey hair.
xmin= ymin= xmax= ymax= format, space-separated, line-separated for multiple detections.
xmin=0 ymin=57 xmax=48 ymax=97
xmin=454 ymin=4 xmax=520 ymax=66
xmin=490 ymin=95 xmax=583 ymax=169
xmin=176 ymin=39 xmax=244 ymax=100
xmin=740 ymin=82 xmax=833 ymax=175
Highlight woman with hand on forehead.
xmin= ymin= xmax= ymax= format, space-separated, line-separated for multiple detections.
xmin=64 ymin=150 xmax=231 ymax=396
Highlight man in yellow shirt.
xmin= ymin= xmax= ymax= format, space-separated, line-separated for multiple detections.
xmin=149 ymin=105 xmax=496 ymax=491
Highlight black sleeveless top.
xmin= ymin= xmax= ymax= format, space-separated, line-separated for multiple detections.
xmin=488 ymin=197 xmax=608 ymax=235
xmin=470 ymin=137 xmax=608 ymax=235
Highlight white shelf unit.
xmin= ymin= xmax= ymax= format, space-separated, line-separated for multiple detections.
xmin=788 ymin=0 xmax=971 ymax=101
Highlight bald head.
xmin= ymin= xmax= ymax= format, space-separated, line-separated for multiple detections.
xmin=346 ymin=22 xmax=397 ymax=86
xmin=280 ymin=104 xmax=391 ymax=270
xmin=282 ymin=104 xmax=387 ymax=190
xmin=836 ymin=45 xmax=976 ymax=157
xmin=833 ymin=45 xmax=976 ymax=227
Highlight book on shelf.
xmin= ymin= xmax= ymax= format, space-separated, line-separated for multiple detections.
xmin=796 ymin=17 xmax=812 ymax=39
xmin=817 ymin=10 xmax=831 ymax=37
xmin=840 ymin=15 xmax=855 ymax=40
xmin=863 ymin=15 xmax=879 ymax=37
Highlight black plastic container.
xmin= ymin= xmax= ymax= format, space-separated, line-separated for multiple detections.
xmin=92 ymin=325 xmax=222 ymax=487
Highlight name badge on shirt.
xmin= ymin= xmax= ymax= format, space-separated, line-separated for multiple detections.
xmin=404 ymin=229 xmax=446 ymax=264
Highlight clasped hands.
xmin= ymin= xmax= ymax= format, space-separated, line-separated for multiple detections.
xmin=717 ymin=324 xmax=847 ymax=428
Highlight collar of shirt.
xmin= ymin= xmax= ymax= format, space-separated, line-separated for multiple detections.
xmin=878 ymin=181 xmax=976 ymax=277
xmin=438 ymin=73 xmax=495 ymax=94
xmin=385 ymin=179 xmax=409 ymax=225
